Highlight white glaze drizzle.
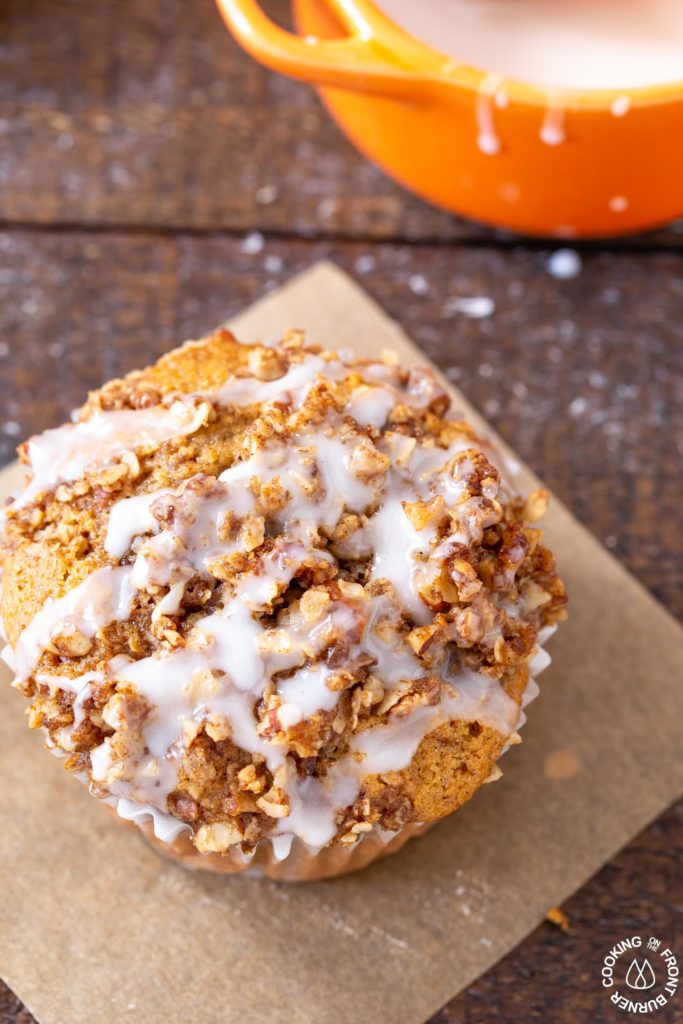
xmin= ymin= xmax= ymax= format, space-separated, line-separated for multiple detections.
xmin=6 ymin=348 xmax=556 ymax=851
xmin=10 ymin=401 xmax=212 ymax=511
xmin=216 ymin=354 xmax=343 ymax=407
xmin=476 ymin=74 xmax=503 ymax=156
xmin=12 ymin=567 xmax=135 ymax=682
xmin=5 ymin=348 xmax=356 ymax=515
xmin=345 ymin=386 xmax=396 ymax=428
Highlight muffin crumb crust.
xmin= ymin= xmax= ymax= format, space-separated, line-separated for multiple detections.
xmin=0 ymin=329 xmax=566 ymax=855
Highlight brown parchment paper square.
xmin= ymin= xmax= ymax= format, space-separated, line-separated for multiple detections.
xmin=1 ymin=261 xmax=682 ymax=1024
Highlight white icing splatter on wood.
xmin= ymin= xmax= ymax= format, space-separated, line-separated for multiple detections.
xmin=547 ymin=249 xmax=582 ymax=280
xmin=445 ymin=296 xmax=496 ymax=319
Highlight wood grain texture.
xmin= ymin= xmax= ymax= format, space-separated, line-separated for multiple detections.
xmin=432 ymin=799 xmax=683 ymax=1024
xmin=1 ymin=0 xmax=682 ymax=245
xmin=0 ymin=231 xmax=682 ymax=1023
xmin=0 ymin=0 xmax=485 ymax=239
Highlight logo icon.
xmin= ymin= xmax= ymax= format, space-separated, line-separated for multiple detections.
xmin=625 ymin=958 xmax=656 ymax=991
xmin=601 ymin=936 xmax=678 ymax=1013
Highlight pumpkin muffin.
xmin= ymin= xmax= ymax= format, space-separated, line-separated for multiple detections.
xmin=0 ymin=329 xmax=566 ymax=880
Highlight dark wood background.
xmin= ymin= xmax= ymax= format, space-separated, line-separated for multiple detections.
xmin=1 ymin=2 xmax=681 ymax=1022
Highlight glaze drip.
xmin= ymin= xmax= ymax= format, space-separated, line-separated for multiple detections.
xmin=2 ymin=334 xmax=564 ymax=854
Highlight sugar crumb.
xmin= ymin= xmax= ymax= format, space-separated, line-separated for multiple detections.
xmin=445 ymin=295 xmax=495 ymax=319
xmin=241 ymin=232 xmax=265 ymax=255
xmin=546 ymin=907 xmax=571 ymax=932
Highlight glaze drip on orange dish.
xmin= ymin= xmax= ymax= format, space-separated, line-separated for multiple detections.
xmin=0 ymin=329 xmax=566 ymax=858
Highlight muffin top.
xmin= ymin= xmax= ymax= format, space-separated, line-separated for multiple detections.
xmin=0 ymin=329 xmax=565 ymax=858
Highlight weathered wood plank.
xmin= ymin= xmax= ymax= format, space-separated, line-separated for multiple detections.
xmin=433 ymin=798 xmax=683 ymax=1024
xmin=0 ymin=0 xmax=485 ymax=239
xmin=1 ymin=0 xmax=681 ymax=245
xmin=0 ymin=228 xmax=681 ymax=1024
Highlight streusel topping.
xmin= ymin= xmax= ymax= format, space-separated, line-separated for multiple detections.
xmin=0 ymin=329 xmax=566 ymax=856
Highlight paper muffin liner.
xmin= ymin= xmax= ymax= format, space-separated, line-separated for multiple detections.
xmin=60 ymin=758 xmax=433 ymax=881
xmin=122 ymin=811 xmax=435 ymax=882
xmin=67 ymin=632 xmax=554 ymax=882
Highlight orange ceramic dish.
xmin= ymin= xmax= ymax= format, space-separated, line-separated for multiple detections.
xmin=215 ymin=0 xmax=683 ymax=238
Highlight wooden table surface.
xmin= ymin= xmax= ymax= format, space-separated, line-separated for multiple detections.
xmin=1 ymin=2 xmax=681 ymax=1022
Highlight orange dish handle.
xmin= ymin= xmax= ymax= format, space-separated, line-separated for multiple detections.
xmin=215 ymin=0 xmax=437 ymax=99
